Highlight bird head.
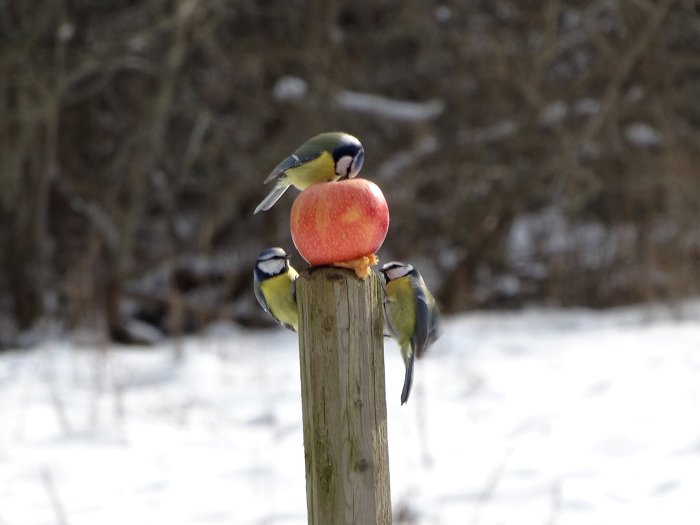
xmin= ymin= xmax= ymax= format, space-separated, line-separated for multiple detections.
xmin=256 ymin=247 xmax=291 ymax=277
xmin=332 ymin=134 xmax=365 ymax=180
xmin=380 ymin=261 xmax=415 ymax=283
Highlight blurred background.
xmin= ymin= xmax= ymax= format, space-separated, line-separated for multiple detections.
xmin=3 ymin=3 xmax=700 ymax=524
xmin=1 ymin=0 xmax=699 ymax=347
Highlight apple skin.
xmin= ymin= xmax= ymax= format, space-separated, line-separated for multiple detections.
xmin=290 ymin=178 xmax=390 ymax=266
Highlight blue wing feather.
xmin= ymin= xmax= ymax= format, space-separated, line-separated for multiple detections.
xmin=254 ymin=185 xmax=289 ymax=214
xmin=413 ymin=285 xmax=433 ymax=358
xmin=400 ymin=351 xmax=415 ymax=405
xmin=263 ymin=151 xmax=321 ymax=184
xmin=253 ymin=273 xmax=271 ymax=316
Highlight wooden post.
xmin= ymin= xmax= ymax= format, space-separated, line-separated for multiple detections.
xmin=296 ymin=267 xmax=392 ymax=525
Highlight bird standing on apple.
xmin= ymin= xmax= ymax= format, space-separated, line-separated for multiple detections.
xmin=253 ymin=132 xmax=365 ymax=214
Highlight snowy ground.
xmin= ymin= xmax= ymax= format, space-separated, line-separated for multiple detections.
xmin=2 ymin=304 xmax=700 ymax=525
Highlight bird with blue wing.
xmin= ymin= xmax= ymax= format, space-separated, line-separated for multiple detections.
xmin=253 ymin=247 xmax=299 ymax=331
xmin=254 ymin=132 xmax=365 ymax=214
xmin=380 ymin=261 xmax=440 ymax=405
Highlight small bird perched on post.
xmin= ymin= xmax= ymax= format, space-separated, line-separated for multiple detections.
xmin=380 ymin=261 xmax=440 ymax=405
xmin=253 ymin=247 xmax=299 ymax=331
xmin=254 ymin=132 xmax=365 ymax=214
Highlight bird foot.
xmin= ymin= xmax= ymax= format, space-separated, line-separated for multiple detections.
xmin=332 ymin=254 xmax=379 ymax=279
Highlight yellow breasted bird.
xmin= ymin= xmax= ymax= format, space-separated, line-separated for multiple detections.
xmin=253 ymin=132 xmax=365 ymax=214
xmin=254 ymin=247 xmax=299 ymax=331
xmin=380 ymin=261 xmax=440 ymax=405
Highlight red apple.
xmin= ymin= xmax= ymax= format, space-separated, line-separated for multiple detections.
xmin=290 ymin=178 xmax=390 ymax=266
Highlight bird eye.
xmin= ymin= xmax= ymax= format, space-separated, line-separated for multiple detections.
xmin=350 ymin=149 xmax=364 ymax=178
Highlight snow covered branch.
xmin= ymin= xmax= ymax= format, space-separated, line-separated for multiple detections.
xmin=335 ymin=90 xmax=445 ymax=122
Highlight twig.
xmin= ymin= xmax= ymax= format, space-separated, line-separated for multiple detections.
xmin=583 ymin=0 xmax=674 ymax=140
xmin=42 ymin=349 xmax=71 ymax=434
xmin=468 ymin=450 xmax=512 ymax=525
xmin=547 ymin=481 xmax=562 ymax=525
xmin=40 ymin=467 xmax=69 ymax=525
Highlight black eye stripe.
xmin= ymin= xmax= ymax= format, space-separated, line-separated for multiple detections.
xmin=333 ymin=142 xmax=361 ymax=162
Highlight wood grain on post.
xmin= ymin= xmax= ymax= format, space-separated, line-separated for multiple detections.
xmin=296 ymin=267 xmax=392 ymax=525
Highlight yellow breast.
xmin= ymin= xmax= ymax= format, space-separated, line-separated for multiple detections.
xmin=385 ymin=278 xmax=416 ymax=345
xmin=261 ymin=269 xmax=299 ymax=331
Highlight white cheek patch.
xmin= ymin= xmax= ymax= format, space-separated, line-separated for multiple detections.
xmin=335 ymin=155 xmax=353 ymax=177
xmin=385 ymin=265 xmax=413 ymax=281
xmin=258 ymin=258 xmax=285 ymax=276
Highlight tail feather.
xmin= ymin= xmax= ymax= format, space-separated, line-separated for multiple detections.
xmin=254 ymin=185 xmax=289 ymax=214
xmin=400 ymin=351 xmax=415 ymax=405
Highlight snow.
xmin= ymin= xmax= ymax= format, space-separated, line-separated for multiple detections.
xmin=272 ymin=77 xmax=308 ymax=102
xmin=335 ymin=91 xmax=445 ymax=122
xmin=574 ymin=97 xmax=600 ymax=116
xmin=57 ymin=22 xmax=75 ymax=43
xmin=539 ymin=100 xmax=568 ymax=127
xmin=506 ymin=207 xmax=636 ymax=273
xmin=434 ymin=6 xmax=452 ymax=23
xmin=2 ymin=305 xmax=700 ymax=524
xmin=624 ymin=122 xmax=663 ymax=147
xmin=377 ymin=136 xmax=438 ymax=180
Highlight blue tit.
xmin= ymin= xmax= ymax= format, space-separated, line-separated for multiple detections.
xmin=254 ymin=131 xmax=365 ymax=214
xmin=254 ymin=247 xmax=299 ymax=331
xmin=380 ymin=262 xmax=440 ymax=405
